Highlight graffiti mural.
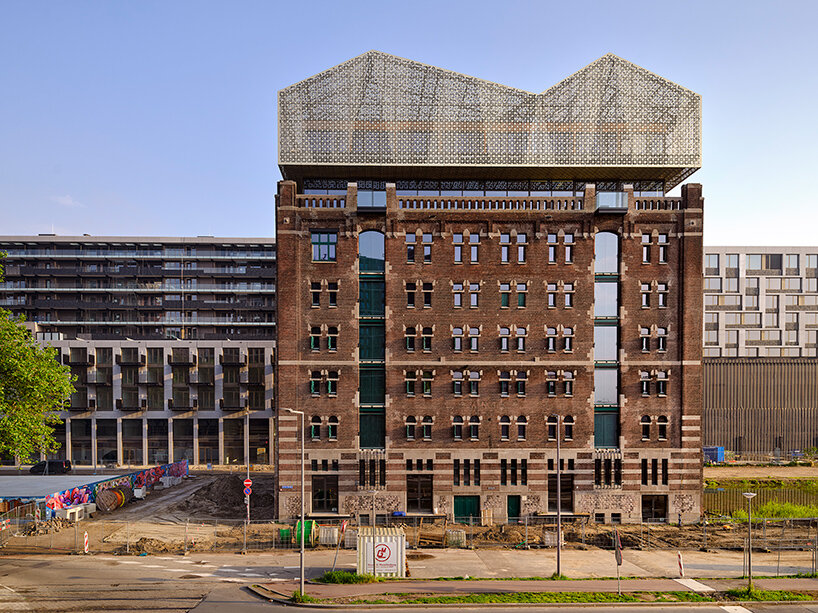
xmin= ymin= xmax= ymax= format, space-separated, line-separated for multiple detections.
xmin=45 ymin=460 xmax=188 ymax=514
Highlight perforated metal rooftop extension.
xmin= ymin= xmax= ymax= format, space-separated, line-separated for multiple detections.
xmin=278 ymin=51 xmax=701 ymax=189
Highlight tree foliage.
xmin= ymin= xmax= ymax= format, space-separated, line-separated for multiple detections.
xmin=0 ymin=256 xmax=74 ymax=459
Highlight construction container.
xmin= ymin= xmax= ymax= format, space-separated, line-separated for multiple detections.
xmin=446 ymin=529 xmax=466 ymax=548
xmin=356 ymin=526 xmax=406 ymax=578
xmin=703 ymin=446 xmax=725 ymax=463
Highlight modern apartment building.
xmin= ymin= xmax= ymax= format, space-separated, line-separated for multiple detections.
xmin=275 ymin=51 xmax=704 ymax=523
xmin=0 ymin=236 xmax=276 ymax=466
xmin=703 ymin=247 xmax=818 ymax=357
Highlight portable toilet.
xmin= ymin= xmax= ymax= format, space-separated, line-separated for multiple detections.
xmin=356 ymin=525 xmax=406 ymax=578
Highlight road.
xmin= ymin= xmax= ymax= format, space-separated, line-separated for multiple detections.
xmin=2 ymin=553 xmax=818 ymax=612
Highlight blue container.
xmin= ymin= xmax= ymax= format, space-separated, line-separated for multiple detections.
xmin=703 ymin=446 xmax=725 ymax=463
xmin=392 ymin=511 xmax=406 ymax=517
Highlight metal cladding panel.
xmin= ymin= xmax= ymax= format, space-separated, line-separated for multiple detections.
xmin=279 ymin=51 xmax=701 ymax=188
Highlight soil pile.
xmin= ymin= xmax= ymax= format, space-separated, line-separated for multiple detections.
xmin=167 ymin=474 xmax=278 ymax=520
xmin=20 ymin=517 xmax=74 ymax=536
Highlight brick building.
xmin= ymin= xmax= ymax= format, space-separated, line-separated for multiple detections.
xmin=275 ymin=51 xmax=704 ymax=523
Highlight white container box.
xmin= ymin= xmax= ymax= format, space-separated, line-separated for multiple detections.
xmin=356 ymin=526 xmax=406 ymax=578
xmin=344 ymin=528 xmax=357 ymax=549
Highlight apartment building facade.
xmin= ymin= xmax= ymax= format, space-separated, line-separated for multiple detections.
xmin=275 ymin=51 xmax=704 ymax=523
xmin=703 ymin=247 xmax=818 ymax=357
xmin=0 ymin=236 xmax=276 ymax=466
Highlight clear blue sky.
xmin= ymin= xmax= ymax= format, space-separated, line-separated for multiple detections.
xmin=1 ymin=0 xmax=816 ymax=245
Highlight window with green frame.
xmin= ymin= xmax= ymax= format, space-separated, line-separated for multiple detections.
xmin=359 ymin=366 xmax=385 ymax=404
xmin=359 ymin=323 xmax=385 ymax=360
xmin=594 ymin=411 xmax=619 ymax=448
xmin=360 ymin=410 xmax=385 ymax=448
xmin=312 ymin=232 xmax=337 ymax=262
xmin=359 ymin=280 xmax=385 ymax=317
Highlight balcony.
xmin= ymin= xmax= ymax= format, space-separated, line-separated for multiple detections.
xmin=219 ymin=353 xmax=247 ymax=366
xmin=188 ymin=371 xmax=215 ymax=385
xmin=595 ymin=192 xmax=628 ymax=212
xmin=87 ymin=370 xmax=112 ymax=385
xmin=64 ymin=353 xmax=95 ymax=366
xmin=220 ymin=397 xmax=247 ymax=411
xmin=169 ymin=398 xmax=197 ymax=411
xmin=116 ymin=353 xmax=146 ymax=366
xmin=168 ymin=353 xmax=197 ymax=366
xmin=116 ymin=398 xmax=146 ymax=411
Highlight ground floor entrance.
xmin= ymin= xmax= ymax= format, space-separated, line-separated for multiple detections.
xmin=453 ymin=495 xmax=480 ymax=523
xmin=642 ymin=494 xmax=668 ymax=522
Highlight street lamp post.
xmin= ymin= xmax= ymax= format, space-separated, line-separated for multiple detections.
xmin=551 ymin=414 xmax=562 ymax=578
xmin=285 ymin=408 xmax=306 ymax=596
xmin=743 ymin=491 xmax=757 ymax=591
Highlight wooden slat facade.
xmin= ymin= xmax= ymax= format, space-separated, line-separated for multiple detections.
xmin=703 ymin=358 xmax=818 ymax=455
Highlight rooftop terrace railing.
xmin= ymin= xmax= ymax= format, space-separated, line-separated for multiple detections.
xmin=295 ymin=194 xmax=346 ymax=209
xmin=398 ymin=196 xmax=584 ymax=211
xmin=634 ymin=197 xmax=683 ymax=210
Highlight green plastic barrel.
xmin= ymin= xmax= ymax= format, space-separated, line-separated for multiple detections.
xmin=279 ymin=528 xmax=291 ymax=542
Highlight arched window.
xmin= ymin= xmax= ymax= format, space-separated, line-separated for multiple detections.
xmin=640 ymin=415 xmax=651 ymax=440
xmin=422 ymin=415 xmax=433 ymax=440
xmin=310 ymin=416 xmax=322 ymax=440
xmin=547 ymin=415 xmax=557 ymax=441
xmin=328 ymin=416 xmax=338 ymax=440
xmin=564 ymin=415 xmax=575 ymax=440
xmin=657 ymin=415 xmax=668 ymax=441
xmin=405 ymin=416 xmax=416 ymax=440
xmin=452 ymin=416 xmax=464 ymax=440
xmin=516 ymin=416 xmax=527 ymax=440
xmin=469 ymin=415 xmax=480 ymax=440
xmin=359 ymin=231 xmax=385 ymax=272
xmin=500 ymin=416 xmax=511 ymax=440
xmin=594 ymin=232 xmax=619 ymax=274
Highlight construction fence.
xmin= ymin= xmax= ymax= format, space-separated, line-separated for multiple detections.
xmin=3 ymin=511 xmax=818 ymax=569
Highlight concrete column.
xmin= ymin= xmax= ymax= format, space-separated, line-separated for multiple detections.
xmin=91 ymin=417 xmax=98 ymax=469
xmin=168 ymin=417 xmax=174 ymax=463
xmin=142 ymin=418 xmax=149 ymax=466
xmin=65 ymin=418 xmax=73 ymax=464
xmin=218 ymin=417 xmax=224 ymax=465
xmin=193 ymin=417 xmax=200 ymax=466
xmin=116 ymin=418 xmax=123 ymax=465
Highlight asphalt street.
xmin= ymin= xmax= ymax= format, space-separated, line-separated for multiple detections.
xmin=2 ymin=553 xmax=818 ymax=611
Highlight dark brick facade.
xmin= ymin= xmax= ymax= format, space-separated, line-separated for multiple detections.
xmin=275 ymin=182 xmax=703 ymax=522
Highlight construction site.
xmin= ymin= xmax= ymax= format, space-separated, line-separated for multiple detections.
xmin=2 ymin=465 xmax=818 ymax=566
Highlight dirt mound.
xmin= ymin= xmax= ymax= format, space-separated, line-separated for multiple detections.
xmin=20 ymin=517 xmax=73 ymax=536
xmin=167 ymin=474 xmax=278 ymax=520
xmin=125 ymin=537 xmax=184 ymax=555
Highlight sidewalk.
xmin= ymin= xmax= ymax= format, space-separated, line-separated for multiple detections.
xmin=246 ymin=547 xmax=816 ymax=580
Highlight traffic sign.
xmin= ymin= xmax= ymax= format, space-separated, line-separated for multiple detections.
xmin=244 ymin=487 xmax=252 ymax=495
xmin=243 ymin=479 xmax=252 ymax=488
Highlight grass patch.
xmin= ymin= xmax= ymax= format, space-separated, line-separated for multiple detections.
xmin=291 ymin=590 xmax=319 ymax=603
xmin=349 ymin=591 xmax=639 ymax=605
xmin=729 ymin=500 xmax=818 ymax=520
xmin=651 ymin=591 xmax=712 ymax=602
xmin=725 ymin=587 xmax=812 ymax=601
xmin=316 ymin=570 xmax=380 ymax=584
xmin=549 ymin=572 xmax=569 ymax=580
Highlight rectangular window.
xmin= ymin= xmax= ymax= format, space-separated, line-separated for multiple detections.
xmin=517 ymin=234 xmax=527 ymax=263
xmin=453 ymin=459 xmax=460 ymax=486
xmin=642 ymin=234 xmax=651 ymax=263
xmin=661 ymin=459 xmax=669 ymax=485
xmin=469 ymin=283 xmax=480 ymax=307
xmin=311 ymin=232 xmax=337 ymax=262
xmin=311 ymin=282 xmax=321 ymax=307
xmin=564 ymin=233 xmax=574 ymax=264
xmin=516 ymin=282 xmax=527 ymax=307
xmin=658 ymin=234 xmax=668 ymax=263
xmin=500 ymin=459 xmax=507 ymax=485
xmin=500 ymin=233 xmax=510 ymax=263
xmin=470 ymin=233 xmax=480 ymax=263
xmin=651 ymin=458 xmax=658 ymax=485
xmin=328 ymin=282 xmax=338 ymax=306
xmin=422 ymin=371 xmax=433 ymax=396
xmin=500 ymin=282 xmax=510 ymax=308
xmin=705 ymin=254 xmax=719 ymax=270
xmin=406 ymin=234 xmax=416 ymax=263
xmin=422 ymin=233 xmax=433 ymax=263
xmin=547 ymin=233 xmax=557 ymax=263
xmin=453 ymin=233 xmax=463 ymax=264
xmin=406 ymin=282 xmax=416 ymax=308
xmin=453 ymin=282 xmax=464 ymax=308
xmin=423 ymin=282 xmax=433 ymax=308
xmin=641 ymin=458 xmax=648 ymax=485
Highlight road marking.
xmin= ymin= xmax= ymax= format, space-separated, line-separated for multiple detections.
xmin=143 ymin=564 xmax=165 ymax=568
xmin=721 ymin=607 xmax=754 ymax=613
xmin=165 ymin=568 xmax=187 ymax=572
xmin=239 ymin=573 xmax=264 ymax=577
xmin=219 ymin=568 xmax=239 ymax=572
xmin=283 ymin=566 xmax=300 ymax=569
xmin=118 ymin=560 xmax=142 ymax=564
xmin=0 ymin=584 xmax=29 ymax=611
xmin=675 ymin=578 xmax=715 ymax=592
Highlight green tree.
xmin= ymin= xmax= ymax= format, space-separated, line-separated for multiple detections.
xmin=0 ymin=256 xmax=74 ymax=460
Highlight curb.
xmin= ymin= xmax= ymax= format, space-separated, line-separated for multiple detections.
xmin=246 ymin=586 xmax=818 ymax=609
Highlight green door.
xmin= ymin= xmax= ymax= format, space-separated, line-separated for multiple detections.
xmin=453 ymin=495 xmax=480 ymax=523
xmin=507 ymin=495 xmax=521 ymax=521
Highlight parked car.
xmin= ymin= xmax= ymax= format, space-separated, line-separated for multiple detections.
xmin=29 ymin=460 xmax=72 ymax=475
